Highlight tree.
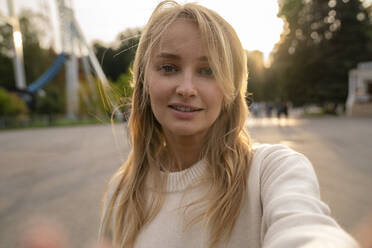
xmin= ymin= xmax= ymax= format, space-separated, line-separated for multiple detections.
xmin=0 ymin=87 xmax=28 ymax=116
xmin=93 ymin=28 xmax=141 ymax=82
xmin=0 ymin=9 xmax=66 ymax=114
xmin=19 ymin=10 xmax=59 ymax=85
xmin=270 ymin=0 xmax=372 ymax=107
xmin=0 ymin=21 xmax=16 ymax=90
xmin=34 ymin=89 xmax=64 ymax=116
xmin=246 ymin=50 xmax=265 ymax=102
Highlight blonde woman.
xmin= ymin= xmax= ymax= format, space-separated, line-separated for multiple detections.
xmin=99 ymin=1 xmax=359 ymax=248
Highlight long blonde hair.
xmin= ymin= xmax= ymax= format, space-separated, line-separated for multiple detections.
xmin=100 ymin=1 xmax=252 ymax=247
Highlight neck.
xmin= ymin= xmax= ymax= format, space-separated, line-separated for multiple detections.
xmin=163 ymin=132 xmax=205 ymax=172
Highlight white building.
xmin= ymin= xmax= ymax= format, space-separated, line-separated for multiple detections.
xmin=346 ymin=62 xmax=372 ymax=116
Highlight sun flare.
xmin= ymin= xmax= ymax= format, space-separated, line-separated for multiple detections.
xmin=196 ymin=0 xmax=284 ymax=61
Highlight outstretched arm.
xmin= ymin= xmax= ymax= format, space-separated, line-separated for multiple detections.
xmin=260 ymin=146 xmax=359 ymax=248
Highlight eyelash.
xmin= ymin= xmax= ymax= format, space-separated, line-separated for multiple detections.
xmin=157 ymin=64 xmax=213 ymax=77
xmin=158 ymin=64 xmax=178 ymax=74
xmin=199 ymin=67 xmax=213 ymax=76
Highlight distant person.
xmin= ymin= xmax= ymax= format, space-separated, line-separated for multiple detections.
xmin=276 ymin=100 xmax=289 ymax=119
xmin=98 ymin=1 xmax=359 ymax=248
xmin=265 ymin=101 xmax=274 ymax=118
xmin=250 ymin=102 xmax=260 ymax=117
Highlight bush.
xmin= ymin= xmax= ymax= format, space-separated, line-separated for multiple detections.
xmin=111 ymin=72 xmax=133 ymax=120
xmin=0 ymin=87 xmax=28 ymax=116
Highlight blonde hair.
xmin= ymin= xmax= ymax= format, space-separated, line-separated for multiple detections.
xmin=100 ymin=1 xmax=252 ymax=247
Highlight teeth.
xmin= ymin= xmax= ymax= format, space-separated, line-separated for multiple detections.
xmin=172 ymin=106 xmax=197 ymax=112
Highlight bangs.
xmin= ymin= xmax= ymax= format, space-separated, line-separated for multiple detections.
xmin=141 ymin=3 xmax=241 ymax=108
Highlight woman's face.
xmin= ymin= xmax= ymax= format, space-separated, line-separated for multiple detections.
xmin=147 ymin=19 xmax=224 ymax=140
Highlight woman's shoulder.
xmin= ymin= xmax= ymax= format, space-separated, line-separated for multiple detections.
xmin=252 ymin=143 xmax=305 ymax=160
xmin=251 ymin=143 xmax=312 ymax=172
xmin=250 ymin=143 xmax=317 ymax=191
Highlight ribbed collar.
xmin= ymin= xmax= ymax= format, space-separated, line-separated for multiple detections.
xmin=161 ymin=159 xmax=207 ymax=193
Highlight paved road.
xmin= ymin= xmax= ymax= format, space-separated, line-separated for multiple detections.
xmin=247 ymin=117 xmax=372 ymax=246
xmin=0 ymin=117 xmax=371 ymax=247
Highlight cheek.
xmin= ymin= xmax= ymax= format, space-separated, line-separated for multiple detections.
xmin=147 ymin=71 xmax=159 ymax=100
xmin=208 ymin=86 xmax=224 ymax=113
xmin=148 ymin=83 xmax=159 ymax=109
xmin=148 ymin=71 xmax=175 ymax=104
xmin=149 ymin=81 xmax=165 ymax=103
xmin=148 ymin=79 xmax=168 ymax=121
xmin=148 ymin=71 xmax=165 ymax=96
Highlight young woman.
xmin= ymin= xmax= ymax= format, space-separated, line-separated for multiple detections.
xmin=99 ymin=1 xmax=359 ymax=248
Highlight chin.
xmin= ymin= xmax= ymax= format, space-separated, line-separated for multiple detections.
xmin=173 ymin=129 xmax=200 ymax=137
xmin=166 ymin=126 xmax=205 ymax=137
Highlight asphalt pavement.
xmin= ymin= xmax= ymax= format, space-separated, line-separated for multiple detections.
xmin=0 ymin=116 xmax=371 ymax=248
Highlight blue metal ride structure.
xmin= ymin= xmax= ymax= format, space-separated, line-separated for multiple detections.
xmin=27 ymin=53 xmax=67 ymax=94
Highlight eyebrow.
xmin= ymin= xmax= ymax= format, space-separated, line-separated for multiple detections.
xmin=156 ymin=52 xmax=208 ymax=61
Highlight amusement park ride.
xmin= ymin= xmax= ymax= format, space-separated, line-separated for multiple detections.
xmin=0 ymin=0 xmax=110 ymax=119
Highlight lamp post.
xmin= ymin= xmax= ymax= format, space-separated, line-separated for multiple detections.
xmin=56 ymin=0 xmax=79 ymax=120
xmin=7 ymin=0 xmax=27 ymax=90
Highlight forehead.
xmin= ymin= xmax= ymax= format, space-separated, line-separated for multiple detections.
xmin=156 ymin=19 xmax=205 ymax=55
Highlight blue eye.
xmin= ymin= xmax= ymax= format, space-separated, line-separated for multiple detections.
xmin=160 ymin=65 xmax=177 ymax=73
xmin=200 ymin=67 xmax=213 ymax=76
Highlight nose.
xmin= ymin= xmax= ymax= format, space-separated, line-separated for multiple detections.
xmin=176 ymin=70 xmax=197 ymax=97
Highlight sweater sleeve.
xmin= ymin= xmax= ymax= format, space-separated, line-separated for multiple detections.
xmin=259 ymin=145 xmax=359 ymax=248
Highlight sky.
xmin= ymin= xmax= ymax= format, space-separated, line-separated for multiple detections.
xmin=71 ymin=0 xmax=284 ymax=60
xmin=0 ymin=0 xmax=284 ymax=61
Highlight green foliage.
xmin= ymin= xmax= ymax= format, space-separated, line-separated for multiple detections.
xmin=78 ymin=79 xmax=96 ymax=116
xmin=114 ymin=72 xmax=134 ymax=100
xmin=0 ymin=21 xmax=15 ymax=90
xmin=19 ymin=10 xmax=59 ymax=85
xmin=77 ymin=75 xmax=131 ymax=120
xmin=78 ymin=77 xmax=113 ymax=119
xmin=269 ymin=0 xmax=372 ymax=107
xmin=110 ymin=71 xmax=133 ymax=117
xmin=0 ymin=23 xmax=13 ymax=55
xmin=34 ymin=89 xmax=64 ymax=115
xmin=93 ymin=28 xmax=141 ymax=82
xmin=0 ymin=87 xmax=28 ymax=116
xmin=0 ymin=9 xmax=65 ymax=116
xmin=0 ymin=53 xmax=15 ymax=90
xmin=246 ymin=50 xmax=265 ymax=101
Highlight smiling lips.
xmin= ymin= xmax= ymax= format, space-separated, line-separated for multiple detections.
xmin=168 ymin=104 xmax=203 ymax=112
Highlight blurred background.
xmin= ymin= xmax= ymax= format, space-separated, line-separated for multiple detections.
xmin=0 ymin=0 xmax=372 ymax=247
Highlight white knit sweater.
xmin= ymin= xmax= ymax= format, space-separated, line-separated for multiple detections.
xmin=100 ymin=144 xmax=359 ymax=248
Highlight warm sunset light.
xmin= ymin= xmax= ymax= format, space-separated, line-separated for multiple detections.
xmin=71 ymin=0 xmax=284 ymax=61
xmin=13 ymin=30 xmax=23 ymax=48
xmin=195 ymin=1 xmax=284 ymax=61
xmin=3 ymin=0 xmax=284 ymax=61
